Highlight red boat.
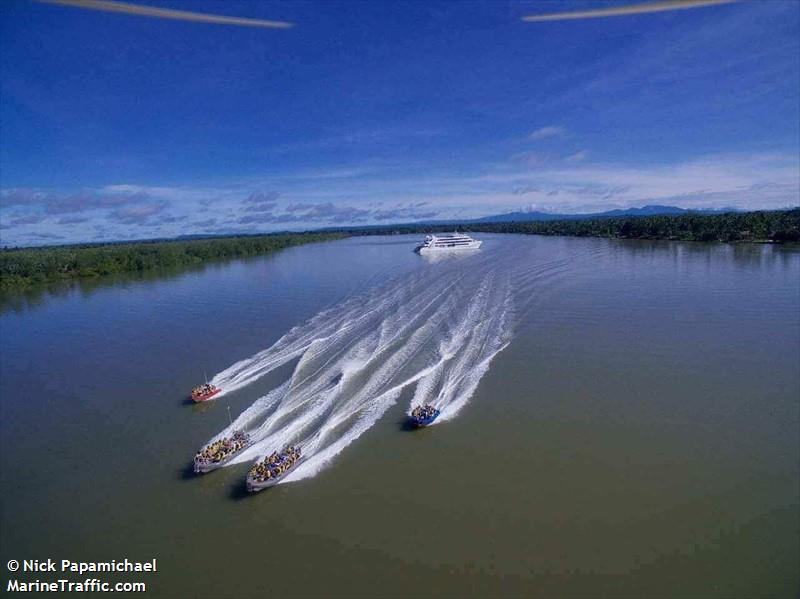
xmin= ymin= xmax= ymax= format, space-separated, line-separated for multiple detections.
xmin=191 ymin=383 xmax=221 ymax=402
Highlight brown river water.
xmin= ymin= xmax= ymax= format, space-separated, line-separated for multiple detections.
xmin=1 ymin=234 xmax=798 ymax=598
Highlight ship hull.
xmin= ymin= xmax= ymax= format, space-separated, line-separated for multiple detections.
xmin=416 ymin=240 xmax=482 ymax=253
xmin=191 ymin=388 xmax=222 ymax=402
xmin=246 ymin=464 xmax=298 ymax=492
xmin=410 ymin=411 xmax=441 ymax=427
xmin=194 ymin=454 xmax=232 ymax=474
xmin=194 ymin=441 xmax=251 ymax=474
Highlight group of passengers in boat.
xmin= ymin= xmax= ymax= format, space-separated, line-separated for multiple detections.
xmin=192 ymin=383 xmax=217 ymax=397
xmin=195 ymin=430 xmax=249 ymax=465
xmin=411 ymin=404 xmax=438 ymax=420
xmin=249 ymin=446 xmax=301 ymax=482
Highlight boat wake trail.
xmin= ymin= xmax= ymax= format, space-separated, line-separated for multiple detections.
xmin=204 ymin=239 xmax=567 ymax=484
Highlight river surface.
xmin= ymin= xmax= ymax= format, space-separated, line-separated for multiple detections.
xmin=1 ymin=234 xmax=798 ymax=598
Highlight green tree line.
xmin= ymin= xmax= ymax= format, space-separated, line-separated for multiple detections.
xmin=0 ymin=232 xmax=346 ymax=292
xmin=1 ymin=209 xmax=797 ymax=293
xmin=351 ymin=208 xmax=800 ymax=242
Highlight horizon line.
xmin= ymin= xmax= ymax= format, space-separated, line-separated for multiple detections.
xmin=4 ymin=205 xmax=796 ymax=250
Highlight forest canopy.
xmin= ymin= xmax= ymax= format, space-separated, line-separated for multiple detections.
xmin=351 ymin=208 xmax=800 ymax=243
xmin=0 ymin=232 xmax=346 ymax=292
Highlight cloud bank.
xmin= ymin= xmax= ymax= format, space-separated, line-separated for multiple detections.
xmin=1 ymin=150 xmax=797 ymax=246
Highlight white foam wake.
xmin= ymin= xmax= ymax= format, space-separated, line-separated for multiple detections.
xmin=202 ymin=237 xmax=571 ymax=483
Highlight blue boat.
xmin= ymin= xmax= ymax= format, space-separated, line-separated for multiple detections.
xmin=410 ymin=404 xmax=440 ymax=427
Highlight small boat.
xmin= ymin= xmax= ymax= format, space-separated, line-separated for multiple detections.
xmin=193 ymin=431 xmax=251 ymax=474
xmin=190 ymin=383 xmax=221 ymax=402
xmin=414 ymin=232 xmax=482 ymax=254
xmin=409 ymin=404 xmax=440 ymax=427
xmin=246 ymin=446 xmax=302 ymax=492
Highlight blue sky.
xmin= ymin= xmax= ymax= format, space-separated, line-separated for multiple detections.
xmin=1 ymin=0 xmax=798 ymax=246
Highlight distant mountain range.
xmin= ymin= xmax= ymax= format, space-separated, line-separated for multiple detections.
xmin=468 ymin=205 xmax=739 ymax=224
xmin=173 ymin=205 xmax=742 ymax=240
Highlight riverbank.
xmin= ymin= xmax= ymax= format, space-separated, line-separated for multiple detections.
xmin=2 ymin=210 xmax=798 ymax=293
xmin=0 ymin=232 xmax=347 ymax=292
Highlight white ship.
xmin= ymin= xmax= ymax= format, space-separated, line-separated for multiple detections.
xmin=414 ymin=232 xmax=482 ymax=254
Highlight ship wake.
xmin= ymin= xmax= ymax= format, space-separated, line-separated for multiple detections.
xmin=202 ymin=240 xmax=572 ymax=484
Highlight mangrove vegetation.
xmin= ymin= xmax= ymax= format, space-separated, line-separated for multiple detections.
xmin=0 ymin=232 xmax=346 ymax=292
xmin=354 ymin=208 xmax=800 ymax=243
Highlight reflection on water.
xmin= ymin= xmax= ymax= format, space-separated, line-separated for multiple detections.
xmin=0 ymin=261 xmax=218 ymax=313
xmin=0 ymin=235 xmax=797 ymax=598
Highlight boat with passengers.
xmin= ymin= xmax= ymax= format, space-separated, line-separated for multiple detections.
xmin=194 ymin=430 xmax=251 ymax=473
xmin=190 ymin=383 xmax=221 ymax=402
xmin=409 ymin=404 xmax=440 ymax=427
xmin=414 ymin=232 xmax=482 ymax=254
xmin=246 ymin=446 xmax=302 ymax=492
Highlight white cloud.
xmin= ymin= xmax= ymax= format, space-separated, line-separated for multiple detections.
xmin=466 ymin=152 xmax=799 ymax=212
xmin=565 ymin=150 xmax=588 ymax=162
xmin=529 ymin=126 xmax=566 ymax=140
xmin=2 ymin=150 xmax=797 ymax=245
